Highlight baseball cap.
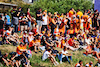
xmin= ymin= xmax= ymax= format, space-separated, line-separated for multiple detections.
xmin=18 ymin=7 xmax=21 ymax=9
xmin=29 ymin=32 xmax=33 ymax=35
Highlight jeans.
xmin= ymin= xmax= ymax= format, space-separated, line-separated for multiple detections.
xmin=36 ymin=20 xmax=42 ymax=27
xmin=15 ymin=25 xmax=18 ymax=33
xmin=57 ymin=54 xmax=72 ymax=63
xmin=28 ymin=21 xmax=31 ymax=27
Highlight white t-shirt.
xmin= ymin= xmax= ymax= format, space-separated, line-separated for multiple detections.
xmin=42 ymin=51 xmax=50 ymax=61
xmin=75 ymin=63 xmax=80 ymax=67
xmin=42 ymin=15 xmax=48 ymax=25
xmin=62 ymin=50 xmax=68 ymax=58
xmin=6 ymin=30 xmax=11 ymax=35
xmin=85 ymin=38 xmax=91 ymax=45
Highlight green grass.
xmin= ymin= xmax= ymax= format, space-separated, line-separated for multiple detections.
xmin=0 ymin=33 xmax=97 ymax=67
xmin=0 ymin=45 xmax=97 ymax=67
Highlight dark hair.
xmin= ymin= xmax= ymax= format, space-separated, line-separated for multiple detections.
xmin=13 ymin=6 xmax=16 ymax=9
xmin=63 ymin=46 xmax=66 ymax=50
xmin=4 ymin=12 xmax=7 ymax=16
xmin=0 ymin=15 xmax=2 ymax=18
xmin=34 ymin=38 xmax=36 ymax=41
xmin=27 ymin=8 xmax=30 ymax=11
xmin=48 ymin=49 xmax=51 ymax=51
xmin=77 ymin=9 xmax=80 ymax=11
xmin=70 ymin=8 xmax=73 ymax=10
xmin=36 ymin=36 xmax=39 ymax=40
xmin=79 ymin=60 xmax=82 ymax=63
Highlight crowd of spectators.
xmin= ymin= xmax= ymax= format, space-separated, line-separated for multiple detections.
xmin=0 ymin=7 xmax=100 ymax=67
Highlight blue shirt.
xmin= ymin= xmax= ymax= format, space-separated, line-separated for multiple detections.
xmin=5 ymin=15 xmax=11 ymax=25
xmin=94 ymin=47 xmax=100 ymax=53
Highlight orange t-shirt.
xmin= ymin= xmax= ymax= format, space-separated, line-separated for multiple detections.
xmin=16 ymin=45 xmax=24 ymax=55
xmin=36 ymin=39 xmax=41 ymax=43
xmin=29 ymin=40 xmax=34 ymax=48
xmin=23 ymin=45 xmax=27 ymax=49
xmin=83 ymin=15 xmax=88 ymax=19
xmin=69 ymin=10 xmax=73 ymax=17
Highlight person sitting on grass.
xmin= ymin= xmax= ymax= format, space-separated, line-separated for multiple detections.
xmin=14 ymin=42 xmax=32 ymax=67
xmin=9 ymin=52 xmax=17 ymax=67
xmin=28 ymin=32 xmax=34 ymax=45
xmin=2 ymin=26 xmax=20 ymax=45
xmin=85 ymin=61 xmax=93 ymax=67
xmin=29 ymin=37 xmax=39 ymax=53
xmin=75 ymin=60 xmax=84 ymax=67
xmin=83 ymin=43 xmax=93 ymax=56
xmin=57 ymin=46 xmax=72 ymax=64
xmin=1 ymin=53 xmax=14 ymax=67
xmin=11 ymin=52 xmax=32 ymax=67
xmin=35 ymin=35 xmax=41 ymax=52
xmin=42 ymin=47 xmax=59 ymax=66
xmin=92 ymin=42 xmax=100 ymax=60
xmin=95 ymin=58 xmax=100 ymax=67
xmin=10 ymin=26 xmax=20 ymax=39
xmin=16 ymin=42 xmax=27 ymax=56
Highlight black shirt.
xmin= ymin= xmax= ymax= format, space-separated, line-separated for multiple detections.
xmin=36 ymin=11 xmax=42 ymax=20
xmin=11 ymin=10 xmax=16 ymax=19
xmin=52 ymin=49 xmax=59 ymax=54
xmin=0 ymin=20 xmax=4 ymax=29
xmin=13 ymin=11 xmax=22 ymax=18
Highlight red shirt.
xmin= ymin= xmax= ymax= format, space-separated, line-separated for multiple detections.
xmin=27 ymin=12 xmax=31 ymax=18
xmin=68 ymin=38 xmax=73 ymax=46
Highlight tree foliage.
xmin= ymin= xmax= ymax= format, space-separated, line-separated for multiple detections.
xmin=30 ymin=0 xmax=93 ymax=17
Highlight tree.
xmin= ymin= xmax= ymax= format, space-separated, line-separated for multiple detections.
xmin=30 ymin=0 xmax=93 ymax=17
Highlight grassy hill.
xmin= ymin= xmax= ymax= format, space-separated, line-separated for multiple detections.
xmin=0 ymin=44 xmax=97 ymax=67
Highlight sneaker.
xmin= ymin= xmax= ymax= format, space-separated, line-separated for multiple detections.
xmin=56 ymin=61 xmax=59 ymax=65
xmin=60 ymin=61 xmax=62 ymax=64
xmin=69 ymin=62 xmax=71 ymax=64
xmin=54 ymin=62 xmax=57 ymax=66
xmin=39 ymin=51 xmax=42 ymax=53
xmin=35 ymin=52 xmax=37 ymax=54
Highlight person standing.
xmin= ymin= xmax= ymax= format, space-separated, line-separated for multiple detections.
xmin=27 ymin=8 xmax=32 ymax=32
xmin=4 ymin=13 xmax=11 ymax=30
xmin=76 ymin=9 xmax=83 ymax=19
xmin=36 ymin=8 xmax=42 ymax=33
xmin=11 ymin=6 xmax=17 ymax=26
xmin=93 ymin=10 xmax=99 ymax=30
xmin=12 ymin=7 xmax=22 ymax=32
xmin=42 ymin=10 xmax=48 ymax=31
xmin=0 ymin=15 xmax=4 ymax=35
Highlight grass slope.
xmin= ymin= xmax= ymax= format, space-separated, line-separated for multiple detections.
xmin=0 ymin=45 xmax=97 ymax=67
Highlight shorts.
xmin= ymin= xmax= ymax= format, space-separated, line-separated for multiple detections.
xmin=20 ymin=25 xmax=27 ymax=31
xmin=28 ymin=21 xmax=31 ymax=27
xmin=0 ymin=29 xmax=4 ymax=35
xmin=37 ymin=20 xmax=42 ymax=27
